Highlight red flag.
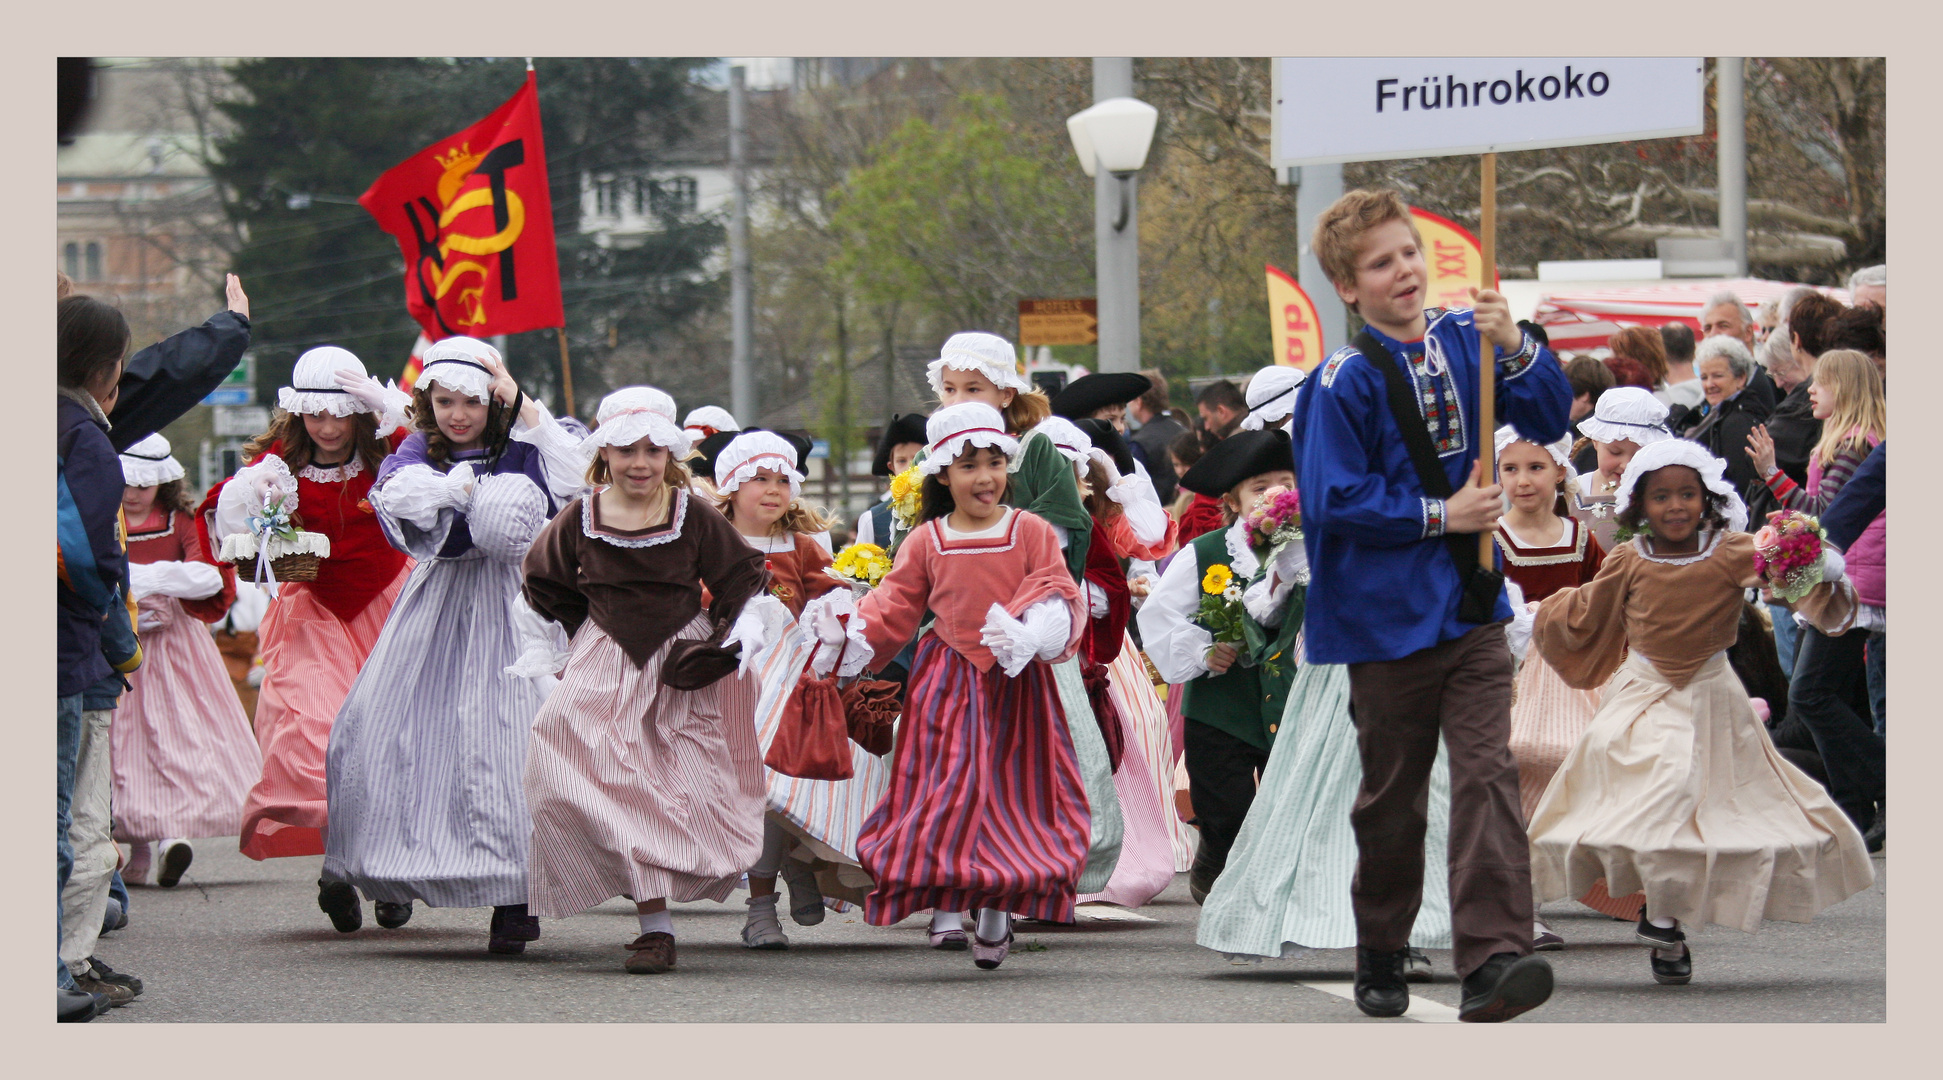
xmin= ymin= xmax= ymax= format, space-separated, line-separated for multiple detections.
xmin=360 ymin=71 xmax=563 ymax=341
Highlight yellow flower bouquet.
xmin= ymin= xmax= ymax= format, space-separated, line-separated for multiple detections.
xmin=826 ymin=542 xmax=894 ymax=593
xmin=887 ymin=464 xmax=923 ymax=532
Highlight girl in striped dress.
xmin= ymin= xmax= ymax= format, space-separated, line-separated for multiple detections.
xmin=704 ymin=429 xmax=865 ymax=949
xmin=201 ymin=347 xmax=414 ymax=905
xmin=518 ymin=388 xmax=775 ymax=975
xmin=1493 ymin=427 xmax=1616 ymax=949
xmin=112 ymin=434 xmax=261 ymax=889
xmin=913 ymin=334 xmax=1123 ymax=937
xmin=803 ymin=403 xmax=1089 ymax=970
xmin=321 ymin=339 xmax=586 ymax=952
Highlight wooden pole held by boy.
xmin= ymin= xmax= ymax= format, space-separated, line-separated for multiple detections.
xmin=1476 ymin=152 xmax=1497 ymax=565
xmin=556 ymin=326 xmax=577 ymax=418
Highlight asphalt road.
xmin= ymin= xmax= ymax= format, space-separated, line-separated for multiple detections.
xmin=86 ymin=842 xmax=1885 ymax=1023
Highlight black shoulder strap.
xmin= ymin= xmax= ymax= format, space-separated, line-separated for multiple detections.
xmin=1352 ymin=330 xmax=1477 ymax=576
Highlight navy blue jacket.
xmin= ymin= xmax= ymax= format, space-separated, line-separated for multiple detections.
xmin=58 ymin=393 xmax=131 ymax=697
xmin=107 ymin=310 xmax=252 ymax=451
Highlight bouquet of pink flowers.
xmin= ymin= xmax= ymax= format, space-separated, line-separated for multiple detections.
xmin=1243 ymin=485 xmax=1303 ymax=557
xmin=1751 ymin=510 xmax=1827 ymax=603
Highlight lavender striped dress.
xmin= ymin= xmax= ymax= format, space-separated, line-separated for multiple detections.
xmin=322 ymin=448 xmax=555 ymax=908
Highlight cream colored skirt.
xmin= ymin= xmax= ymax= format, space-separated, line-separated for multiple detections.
xmin=1529 ymin=652 xmax=1874 ymax=933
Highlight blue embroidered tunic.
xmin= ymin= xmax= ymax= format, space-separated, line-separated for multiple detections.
xmin=1292 ymin=307 xmax=1571 ymax=665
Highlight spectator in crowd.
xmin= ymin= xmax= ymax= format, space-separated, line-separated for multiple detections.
xmin=1168 ymin=429 xmax=1224 ymax=542
xmin=1847 ymin=264 xmax=1885 ymax=312
xmin=1677 ymin=334 xmax=1770 ymax=495
xmin=1602 ymin=352 xmax=1654 ymax=392
xmin=1610 ymin=326 xmax=1669 ymax=396
xmin=1745 ymin=324 xmax=1823 ymax=677
xmin=1699 ymin=291 xmax=1779 ymax=412
xmin=1195 ymin=380 xmax=1247 ymax=441
xmin=1129 ymin=368 xmax=1187 ymax=505
xmin=1820 ymin=440 xmax=1886 ymax=759
xmin=1659 ymin=322 xmax=1704 ymax=412
xmin=1750 ymin=349 xmax=1886 ymax=848
xmin=1826 ymin=303 xmax=1886 ymax=383
xmin=1754 ymin=297 xmax=1781 ymax=348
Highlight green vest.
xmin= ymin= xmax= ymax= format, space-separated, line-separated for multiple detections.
xmin=1179 ymin=528 xmax=1304 ymax=751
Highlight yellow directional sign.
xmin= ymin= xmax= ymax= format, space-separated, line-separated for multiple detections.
xmin=1019 ymin=298 xmax=1099 ymax=346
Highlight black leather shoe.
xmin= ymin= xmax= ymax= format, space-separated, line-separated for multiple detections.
xmin=1458 ymin=952 xmax=1554 ymax=1023
xmin=374 ymin=900 xmax=413 ymax=929
xmin=1354 ymin=945 xmax=1411 ymax=1017
xmin=1650 ymin=943 xmax=1693 ymax=985
xmin=1635 ymin=908 xmax=1684 ymax=949
xmin=1404 ymin=947 xmax=1433 ymax=982
xmin=1864 ymin=810 xmax=1884 ymax=854
xmin=58 ymin=988 xmax=108 ymax=1023
xmin=318 ymin=880 xmax=363 ymax=933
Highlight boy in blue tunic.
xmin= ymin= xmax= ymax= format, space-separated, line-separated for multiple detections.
xmin=1294 ymin=189 xmax=1571 ymax=1022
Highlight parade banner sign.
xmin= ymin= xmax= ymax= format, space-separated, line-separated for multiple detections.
xmin=361 ymin=71 xmax=564 ymax=340
xmin=1270 ymin=58 xmax=1705 ymax=167
xmin=1410 ymin=208 xmax=1497 ymax=313
xmin=1264 ymin=265 xmax=1324 ymax=372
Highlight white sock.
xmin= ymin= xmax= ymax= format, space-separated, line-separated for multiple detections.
xmin=637 ymin=909 xmax=673 ymax=936
xmin=975 ymin=908 xmax=1010 ymax=941
xmin=930 ymin=909 xmax=964 ymax=935
xmin=1534 ymin=919 xmax=1552 ymax=935
xmin=1649 ymin=915 xmax=1677 ymax=929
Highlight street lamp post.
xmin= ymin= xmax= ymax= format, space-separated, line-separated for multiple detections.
xmin=1067 ymin=61 xmax=1158 ymax=374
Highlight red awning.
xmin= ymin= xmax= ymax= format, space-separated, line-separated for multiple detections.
xmin=1533 ymin=278 xmax=1850 ymax=353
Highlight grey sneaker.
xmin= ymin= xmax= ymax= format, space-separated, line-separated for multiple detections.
xmin=741 ymin=893 xmax=790 ymax=950
xmin=776 ymin=857 xmax=825 ymax=926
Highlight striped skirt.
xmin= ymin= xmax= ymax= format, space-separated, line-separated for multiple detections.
xmin=110 ymin=595 xmax=262 ymax=843
xmin=1078 ymin=634 xmax=1187 ymax=907
xmin=238 ymin=567 xmax=409 ymax=861
xmin=1049 ymin=655 xmax=1124 ymax=894
xmin=1197 ymin=662 xmax=1454 ymax=958
xmin=856 ymin=635 xmax=1091 ymax=925
xmin=322 ymin=553 xmax=542 ymax=908
xmin=522 ymin=616 xmax=766 ymax=918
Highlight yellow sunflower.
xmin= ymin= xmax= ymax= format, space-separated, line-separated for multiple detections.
xmin=1202 ymin=563 xmax=1233 ymax=596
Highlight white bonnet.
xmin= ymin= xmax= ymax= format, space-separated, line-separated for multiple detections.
xmin=715 ymin=430 xmax=804 ymax=498
xmin=925 ymin=331 xmax=1034 ymax=396
xmin=416 ymin=337 xmax=498 ymax=401
xmin=682 ymin=405 xmax=740 ymax=443
xmin=1239 ymin=365 xmax=1306 ymax=431
xmin=1578 ymin=386 xmax=1674 ymax=447
xmin=1613 ymin=438 xmax=1748 ymax=534
xmin=119 ymin=432 xmax=186 ymax=488
xmin=581 ymin=386 xmax=692 ymax=461
xmin=918 ymin=402 xmax=1020 ymax=477
xmin=1028 ymin=415 xmax=1092 ymax=465
xmin=278 ymin=346 xmax=373 ymax=417
xmin=1494 ymin=425 xmax=1580 ymax=500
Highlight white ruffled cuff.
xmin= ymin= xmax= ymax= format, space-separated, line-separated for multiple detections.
xmin=1020 ymin=597 xmax=1074 ymax=661
xmin=725 ymin=594 xmax=792 ymax=675
xmin=215 ymin=456 xmax=297 ymax=541
xmin=1084 ymin=581 xmax=1112 ymax=619
xmin=504 ymin=593 xmax=571 ymax=679
xmin=1241 ymin=573 xmax=1290 ymax=628
xmin=1105 ymin=471 xmax=1170 ymax=547
xmin=1504 ymin=578 xmax=1533 ymax=666
xmin=803 ymin=591 xmax=872 ymax=677
xmin=512 ymin=403 xmax=594 ymax=502
xmin=980 ymin=603 xmax=1037 ymax=677
xmin=373 ymin=463 xmax=474 ymax=532
xmin=128 ymin=560 xmax=224 ymax=601
xmin=375 ymin=382 xmax=413 ymax=439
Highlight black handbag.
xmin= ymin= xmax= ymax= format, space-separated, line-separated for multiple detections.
xmin=1354 ymin=330 xmax=1506 ymax=625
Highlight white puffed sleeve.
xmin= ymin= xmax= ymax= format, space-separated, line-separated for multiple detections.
xmin=372 ymin=463 xmax=475 ymax=533
xmin=1105 ymin=461 xmax=1171 ymax=548
xmin=979 ymin=604 xmax=1037 ymax=678
xmin=724 ymin=593 xmax=792 ymax=675
xmin=1020 ymin=597 xmax=1076 ymax=661
xmin=129 ymin=560 xmax=225 ymax=601
xmin=1136 ymin=552 xmax=1215 ymax=684
xmin=1241 ymin=541 xmax=1309 ymax=628
xmin=511 ymin=402 xmax=594 ymax=502
xmin=505 ymin=593 xmax=571 ymax=687
xmin=465 ymin=472 xmax=549 ymax=563
xmin=1503 ymin=578 xmax=1533 ymax=667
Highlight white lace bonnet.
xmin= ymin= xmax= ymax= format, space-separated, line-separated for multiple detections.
xmin=919 ymin=402 xmax=1021 ymax=477
xmin=1239 ymin=365 xmax=1306 ymax=430
xmin=119 ymin=432 xmax=186 ymax=488
xmin=714 ymin=430 xmax=805 ymax=498
xmin=581 ymin=386 xmax=690 ymax=462
xmin=1613 ymin=438 xmax=1749 ymax=534
xmin=925 ymin=331 xmax=1034 ymax=396
xmin=277 ymin=346 xmax=375 ymax=417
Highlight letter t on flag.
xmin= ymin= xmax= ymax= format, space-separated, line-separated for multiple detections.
xmin=359 ymin=70 xmax=563 ymax=341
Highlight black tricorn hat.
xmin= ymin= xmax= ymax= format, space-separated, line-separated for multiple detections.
xmin=872 ymin=412 xmax=931 ymax=477
xmin=1074 ymin=417 xmax=1135 ymax=476
xmin=1051 ymin=371 xmax=1151 ymax=420
xmin=1177 ymin=428 xmax=1292 ymax=498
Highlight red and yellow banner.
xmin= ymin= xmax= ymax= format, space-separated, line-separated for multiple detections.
xmin=1265 ymin=263 xmax=1325 ymax=372
xmin=1410 ymin=206 xmax=1497 ymax=312
xmin=360 ymin=71 xmax=563 ymax=341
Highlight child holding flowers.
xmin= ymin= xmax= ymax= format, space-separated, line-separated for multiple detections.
xmin=1526 ymin=439 xmax=1873 ymax=986
xmin=1196 ymin=462 xmax=1453 ymax=979
xmin=799 ymin=402 xmax=1088 ymax=970
xmin=1136 ymin=429 xmax=1305 ymax=905
xmin=706 ymin=429 xmax=884 ymax=949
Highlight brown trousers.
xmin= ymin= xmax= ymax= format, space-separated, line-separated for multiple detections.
xmin=1346 ymin=621 xmax=1531 ymax=978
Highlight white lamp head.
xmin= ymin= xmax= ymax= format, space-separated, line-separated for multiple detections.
xmin=1066 ymin=97 xmax=1159 ymax=178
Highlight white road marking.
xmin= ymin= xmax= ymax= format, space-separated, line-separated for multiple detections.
xmin=1299 ymin=981 xmax=1463 ymax=1023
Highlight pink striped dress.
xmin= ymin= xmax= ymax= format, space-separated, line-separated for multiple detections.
xmin=111 ymin=510 xmax=262 ymax=843
xmin=851 ymin=510 xmax=1092 ymax=925
xmin=519 ymin=490 xmax=770 ymax=918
